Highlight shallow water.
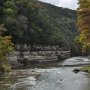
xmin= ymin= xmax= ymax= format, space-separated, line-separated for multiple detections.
xmin=28 ymin=67 xmax=90 ymax=90
xmin=0 ymin=57 xmax=90 ymax=90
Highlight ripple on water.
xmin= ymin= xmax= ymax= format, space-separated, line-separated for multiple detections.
xmin=10 ymin=76 xmax=37 ymax=90
xmin=0 ymin=57 xmax=90 ymax=90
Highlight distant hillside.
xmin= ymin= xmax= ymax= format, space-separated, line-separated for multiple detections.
xmin=1 ymin=0 xmax=78 ymax=47
xmin=37 ymin=1 xmax=78 ymax=46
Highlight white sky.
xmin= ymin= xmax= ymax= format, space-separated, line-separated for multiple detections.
xmin=39 ymin=0 xmax=78 ymax=10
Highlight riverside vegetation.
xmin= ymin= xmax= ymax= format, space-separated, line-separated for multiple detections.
xmin=0 ymin=0 xmax=77 ymax=46
xmin=0 ymin=25 xmax=14 ymax=72
xmin=77 ymin=0 xmax=90 ymax=72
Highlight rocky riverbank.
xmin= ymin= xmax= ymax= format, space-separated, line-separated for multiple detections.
xmin=0 ymin=70 xmax=41 ymax=78
xmin=0 ymin=57 xmax=90 ymax=90
xmin=0 ymin=69 xmax=41 ymax=90
xmin=7 ymin=50 xmax=70 ymax=68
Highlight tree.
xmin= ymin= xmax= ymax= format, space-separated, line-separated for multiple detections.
xmin=77 ymin=0 xmax=90 ymax=53
xmin=0 ymin=25 xmax=14 ymax=72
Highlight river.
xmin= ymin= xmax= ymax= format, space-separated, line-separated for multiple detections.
xmin=0 ymin=57 xmax=90 ymax=90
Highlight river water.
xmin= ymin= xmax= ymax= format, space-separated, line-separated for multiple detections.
xmin=0 ymin=57 xmax=90 ymax=90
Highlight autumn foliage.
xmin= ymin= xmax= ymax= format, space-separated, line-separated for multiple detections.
xmin=0 ymin=25 xmax=14 ymax=72
xmin=77 ymin=0 xmax=90 ymax=52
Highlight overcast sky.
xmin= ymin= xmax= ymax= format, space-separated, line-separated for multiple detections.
xmin=39 ymin=0 xmax=78 ymax=10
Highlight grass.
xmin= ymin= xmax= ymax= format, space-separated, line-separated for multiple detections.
xmin=81 ymin=66 xmax=90 ymax=72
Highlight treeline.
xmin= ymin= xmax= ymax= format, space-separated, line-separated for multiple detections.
xmin=0 ymin=0 xmax=77 ymax=47
xmin=77 ymin=0 xmax=90 ymax=54
xmin=71 ymin=0 xmax=90 ymax=56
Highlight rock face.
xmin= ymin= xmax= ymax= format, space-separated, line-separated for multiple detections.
xmin=15 ymin=44 xmax=66 ymax=51
xmin=8 ymin=70 xmax=41 ymax=78
xmin=7 ymin=44 xmax=70 ymax=67
xmin=73 ymin=69 xmax=81 ymax=73
xmin=58 ymin=51 xmax=70 ymax=60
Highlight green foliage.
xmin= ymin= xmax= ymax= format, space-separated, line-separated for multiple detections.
xmin=1 ymin=0 xmax=77 ymax=47
xmin=0 ymin=24 xmax=14 ymax=72
xmin=81 ymin=66 xmax=90 ymax=72
xmin=0 ymin=35 xmax=14 ymax=72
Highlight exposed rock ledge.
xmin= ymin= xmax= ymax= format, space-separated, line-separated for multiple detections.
xmin=7 ymin=50 xmax=70 ymax=68
xmin=1 ymin=70 xmax=41 ymax=78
